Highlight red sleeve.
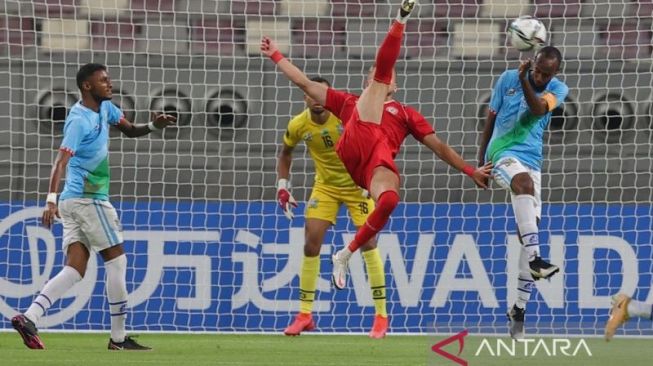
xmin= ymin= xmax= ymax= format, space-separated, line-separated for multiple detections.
xmin=405 ymin=106 xmax=435 ymax=142
xmin=324 ymin=88 xmax=350 ymax=119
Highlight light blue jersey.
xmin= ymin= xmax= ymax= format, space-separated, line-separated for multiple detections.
xmin=485 ymin=69 xmax=569 ymax=171
xmin=59 ymin=100 xmax=123 ymax=201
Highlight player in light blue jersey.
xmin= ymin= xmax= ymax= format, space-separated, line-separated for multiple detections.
xmin=11 ymin=63 xmax=175 ymax=350
xmin=477 ymin=46 xmax=568 ymax=340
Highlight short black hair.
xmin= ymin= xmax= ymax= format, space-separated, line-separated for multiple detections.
xmin=536 ymin=46 xmax=563 ymax=68
xmin=76 ymin=63 xmax=107 ymax=90
xmin=310 ymin=76 xmax=331 ymax=87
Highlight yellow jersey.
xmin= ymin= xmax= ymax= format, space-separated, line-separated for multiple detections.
xmin=283 ymin=109 xmax=357 ymax=188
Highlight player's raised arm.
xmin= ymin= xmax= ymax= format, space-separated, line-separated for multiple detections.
xmin=115 ymin=113 xmax=176 ymax=138
xmin=421 ymin=133 xmax=492 ymax=189
xmin=260 ymin=36 xmax=328 ymax=106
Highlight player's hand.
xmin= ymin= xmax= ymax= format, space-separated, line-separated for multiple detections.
xmin=518 ymin=59 xmax=532 ymax=80
xmin=151 ymin=113 xmax=177 ymax=129
xmin=470 ymin=161 xmax=493 ymax=189
xmin=260 ymin=36 xmax=278 ymax=57
xmin=41 ymin=202 xmax=60 ymax=229
xmin=277 ymin=179 xmax=298 ymax=220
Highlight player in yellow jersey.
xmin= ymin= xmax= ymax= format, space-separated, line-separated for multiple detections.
xmin=277 ymin=76 xmax=388 ymax=338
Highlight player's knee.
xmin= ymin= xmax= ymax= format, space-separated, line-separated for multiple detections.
xmin=511 ymin=173 xmax=534 ymax=195
xmin=377 ymin=190 xmax=400 ymax=216
xmin=303 ymin=242 xmax=321 ymax=257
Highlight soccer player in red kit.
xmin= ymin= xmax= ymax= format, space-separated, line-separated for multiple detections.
xmin=262 ymin=0 xmax=492 ymax=292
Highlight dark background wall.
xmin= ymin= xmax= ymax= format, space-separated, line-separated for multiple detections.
xmin=1 ymin=55 xmax=651 ymax=204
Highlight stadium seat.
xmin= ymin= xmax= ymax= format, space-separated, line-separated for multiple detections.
xmin=290 ymin=17 xmax=345 ymax=58
xmin=246 ymin=18 xmax=290 ymax=54
xmin=80 ymin=0 xmax=130 ymax=18
xmin=580 ymin=0 xmax=629 ymax=19
xmin=404 ymin=19 xmax=448 ymax=59
xmin=479 ymin=0 xmax=530 ymax=18
xmin=629 ymin=0 xmax=653 ymax=18
xmin=280 ymin=0 xmax=329 ymax=17
xmin=190 ymin=17 xmax=246 ymax=56
xmin=40 ymin=18 xmax=89 ymax=51
xmin=1 ymin=0 xmax=21 ymax=15
xmin=533 ymin=0 xmax=581 ymax=18
xmin=32 ymin=0 xmax=78 ymax=17
xmin=175 ymin=0 xmax=228 ymax=15
xmin=602 ymin=23 xmax=652 ymax=59
xmin=232 ymin=0 xmax=279 ymax=16
xmin=550 ymin=22 xmax=600 ymax=59
xmin=331 ymin=0 xmax=378 ymax=17
xmin=91 ymin=20 xmax=138 ymax=52
xmin=136 ymin=21 xmax=189 ymax=54
xmin=433 ymin=0 xmax=481 ymax=18
xmin=451 ymin=21 xmax=501 ymax=59
xmin=131 ymin=0 xmax=175 ymax=14
xmin=345 ymin=19 xmax=404 ymax=59
xmin=0 ymin=16 xmax=36 ymax=55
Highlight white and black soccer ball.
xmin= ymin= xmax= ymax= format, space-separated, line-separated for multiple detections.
xmin=508 ymin=16 xmax=547 ymax=52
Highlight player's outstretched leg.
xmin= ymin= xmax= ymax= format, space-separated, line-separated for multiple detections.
xmin=108 ymin=336 xmax=152 ymax=351
xmin=355 ymin=0 xmax=415 ymax=124
xmin=11 ymin=314 xmax=45 ymax=349
xmin=332 ymin=191 xmax=399 ymax=290
xmin=333 ymin=169 xmax=400 ymax=290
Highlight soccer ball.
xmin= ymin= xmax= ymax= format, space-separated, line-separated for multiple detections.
xmin=508 ymin=16 xmax=547 ymax=52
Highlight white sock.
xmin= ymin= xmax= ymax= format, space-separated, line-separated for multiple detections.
xmin=25 ymin=266 xmax=82 ymax=324
xmin=105 ymin=255 xmax=128 ymax=343
xmin=513 ymin=194 xmax=540 ymax=261
xmin=628 ymin=300 xmax=653 ymax=320
xmin=515 ymin=247 xmax=534 ymax=309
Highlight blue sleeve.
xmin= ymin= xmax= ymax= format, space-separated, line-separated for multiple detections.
xmin=547 ymin=80 xmax=569 ymax=109
xmin=489 ymin=71 xmax=509 ymax=113
xmin=60 ymin=118 xmax=88 ymax=155
xmin=106 ymin=101 xmax=123 ymax=125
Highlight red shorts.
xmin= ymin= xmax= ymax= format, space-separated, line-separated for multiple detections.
xmin=335 ymin=117 xmax=399 ymax=189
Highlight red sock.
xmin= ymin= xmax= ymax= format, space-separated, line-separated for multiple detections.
xmin=348 ymin=190 xmax=400 ymax=252
xmin=373 ymin=21 xmax=405 ymax=85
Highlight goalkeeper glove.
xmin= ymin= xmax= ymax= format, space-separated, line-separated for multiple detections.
xmin=277 ymin=179 xmax=298 ymax=220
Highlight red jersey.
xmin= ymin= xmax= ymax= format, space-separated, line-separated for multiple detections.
xmin=324 ymin=88 xmax=435 ymax=188
xmin=324 ymin=88 xmax=435 ymax=157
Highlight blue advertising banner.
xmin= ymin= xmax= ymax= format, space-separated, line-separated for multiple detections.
xmin=1 ymin=202 xmax=651 ymax=335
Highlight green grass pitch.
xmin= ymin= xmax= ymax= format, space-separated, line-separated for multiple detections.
xmin=0 ymin=332 xmax=651 ymax=366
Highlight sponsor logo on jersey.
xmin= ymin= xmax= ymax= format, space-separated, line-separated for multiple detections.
xmin=386 ymin=106 xmax=399 ymax=115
